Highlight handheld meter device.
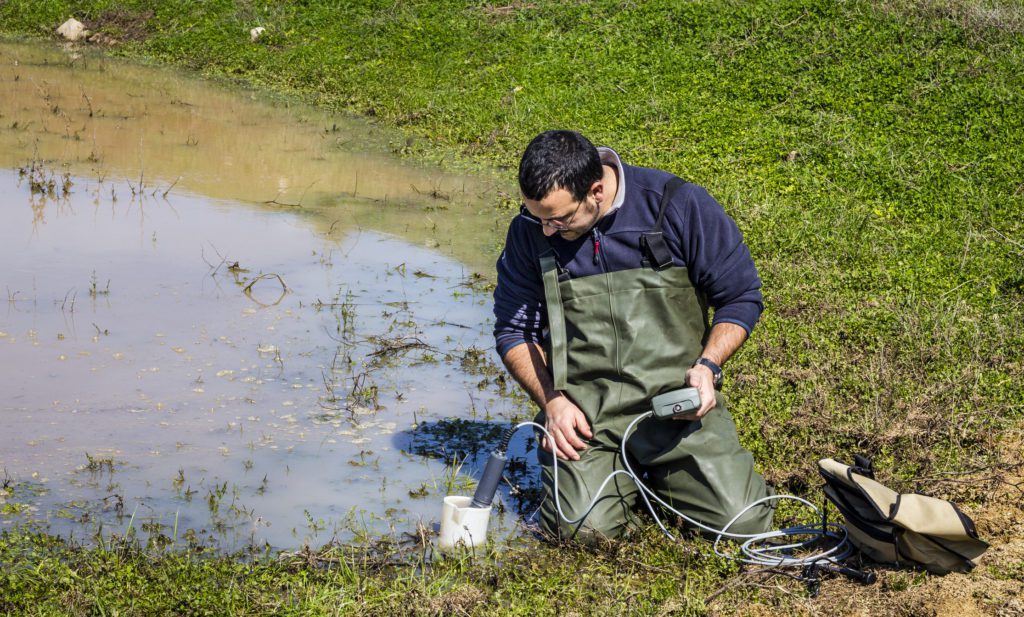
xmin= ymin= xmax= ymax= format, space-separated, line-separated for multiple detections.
xmin=651 ymin=387 xmax=702 ymax=420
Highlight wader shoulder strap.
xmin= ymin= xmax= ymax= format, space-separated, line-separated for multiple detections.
xmin=525 ymin=223 xmax=568 ymax=391
xmin=539 ymin=254 xmax=568 ymax=390
xmin=641 ymin=176 xmax=686 ymax=270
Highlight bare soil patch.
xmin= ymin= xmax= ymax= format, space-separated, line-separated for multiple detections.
xmin=82 ymin=8 xmax=153 ymax=45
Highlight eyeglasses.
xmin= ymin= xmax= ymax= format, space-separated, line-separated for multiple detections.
xmin=519 ymin=201 xmax=583 ymax=231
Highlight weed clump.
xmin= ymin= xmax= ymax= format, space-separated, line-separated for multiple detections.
xmin=83 ymin=452 xmax=114 ymax=473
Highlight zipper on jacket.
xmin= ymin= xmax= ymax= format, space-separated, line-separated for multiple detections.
xmin=591 ymin=228 xmax=601 ymax=267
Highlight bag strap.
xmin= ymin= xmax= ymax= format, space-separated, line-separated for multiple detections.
xmin=853 ymin=454 xmax=875 ymax=478
xmin=640 ymin=176 xmax=685 ymax=270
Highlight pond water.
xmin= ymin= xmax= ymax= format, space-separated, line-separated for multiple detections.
xmin=0 ymin=41 xmax=536 ymax=551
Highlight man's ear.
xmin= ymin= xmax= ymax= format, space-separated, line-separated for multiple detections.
xmin=590 ymin=179 xmax=605 ymax=203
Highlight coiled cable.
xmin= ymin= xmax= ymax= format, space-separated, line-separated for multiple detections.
xmin=505 ymin=412 xmax=853 ymax=571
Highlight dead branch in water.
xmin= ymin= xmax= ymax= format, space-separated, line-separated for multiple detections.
xmin=243 ymin=273 xmax=288 ymax=295
xmin=263 ymin=180 xmax=318 ymax=208
xmin=243 ymin=273 xmax=289 ymax=307
xmin=157 ymin=176 xmax=181 ymax=198
xmin=410 ymin=183 xmax=451 ymax=201
xmin=366 ymin=335 xmax=434 ymax=358
xmin=200 ymin=243 xmax=231 ymax=276
xmin=263 ymin=193 xmax=301 ymax=207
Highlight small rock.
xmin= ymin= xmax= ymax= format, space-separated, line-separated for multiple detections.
xmin=250 ymin=26 xmax=266 ymax=42
xmin=57 ymin=18 xmax=88 ymax=42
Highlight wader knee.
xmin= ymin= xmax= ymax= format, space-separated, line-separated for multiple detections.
xmin=539 ymin=493 xmax=634 ymax=544
xmin=537 ymin=444 xmax=639 ymax=544
xmin=714 ymin=499 xmax=775 ymax=537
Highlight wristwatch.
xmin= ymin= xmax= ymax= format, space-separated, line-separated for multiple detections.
xmin=693 ymin=357 xmax=723 ymax=390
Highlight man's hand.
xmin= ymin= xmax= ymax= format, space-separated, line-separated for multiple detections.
xmin=499 ymin=342 xmax=592 ymax=460
xmin=682 ymin=364 xmax=717 ymax=420
xmin=541 ymin=395 xmax=593 ymax=460
xmin=675 ymin=322 xmax=749 ymax=420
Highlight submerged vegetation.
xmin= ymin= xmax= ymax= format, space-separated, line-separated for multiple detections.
xmin=1 ymin=0 xmax=1023 ymax=614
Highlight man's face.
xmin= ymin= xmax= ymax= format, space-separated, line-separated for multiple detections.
xmin=522 ymin=185 xmax=601 ymax=241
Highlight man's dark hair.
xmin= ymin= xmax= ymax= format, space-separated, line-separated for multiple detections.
xmin=518 ymin=130 xmax=602 ymax=202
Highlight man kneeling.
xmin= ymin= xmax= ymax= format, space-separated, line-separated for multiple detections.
xmin=492 ymin=130 xmax=773 ymax=541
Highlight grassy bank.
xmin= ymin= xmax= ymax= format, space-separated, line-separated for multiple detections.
xmin=4 ymin=522 xmax=1019 ymax=616
xmin=0 ymin=527 xmax=737 ymax=616
xmin=2 ymin=0 xmax=1023 ymax=614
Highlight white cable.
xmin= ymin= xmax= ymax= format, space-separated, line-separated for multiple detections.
xmin=512 ymin=414 xmax=851 ymax=570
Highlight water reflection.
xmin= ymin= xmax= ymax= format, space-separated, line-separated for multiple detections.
xmin=0 ymin=41 xmax=512 ymax=273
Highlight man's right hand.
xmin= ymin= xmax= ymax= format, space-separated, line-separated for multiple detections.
xmin=541 ymin=395 xmax=593 ymax=461
xmin=499 ymin=342 xmax=593 ymax=461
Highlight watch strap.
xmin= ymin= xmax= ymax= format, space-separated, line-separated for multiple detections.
xmin=693 ymin=357 xmax=723 ymax=390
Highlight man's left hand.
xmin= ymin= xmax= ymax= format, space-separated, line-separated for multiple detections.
xmin=680 ymin=364 xmax=717 ymax=420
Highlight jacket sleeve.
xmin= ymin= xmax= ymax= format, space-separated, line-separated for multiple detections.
xmin=492 ymin=219 xmax=547 ymax=357
xmin=666 ymin=184 xmax=763 ymax=334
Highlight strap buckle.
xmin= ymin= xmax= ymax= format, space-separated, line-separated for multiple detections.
xmin=640 ymin=231 xmax=674 ymax=270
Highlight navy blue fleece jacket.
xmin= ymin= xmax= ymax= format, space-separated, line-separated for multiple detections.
xmin=493 ymin=156 xmax=763 ymax=358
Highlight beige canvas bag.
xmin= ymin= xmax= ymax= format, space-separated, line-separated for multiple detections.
xmin=818 ymin=457 xmax=988 ymax=574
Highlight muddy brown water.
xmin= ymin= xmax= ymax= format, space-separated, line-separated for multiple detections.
xmin=0 ymin=41 xmax=534 ymax=550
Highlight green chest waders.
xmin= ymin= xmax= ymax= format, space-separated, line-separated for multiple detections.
xmin=533 ymin=179 xmax=773 ymax=542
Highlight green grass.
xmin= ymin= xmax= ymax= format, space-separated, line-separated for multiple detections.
xmin=1 ymin=0 xmax=1023 ymax=613
xmin=0 ymin=526 xmax=744 ymax=616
